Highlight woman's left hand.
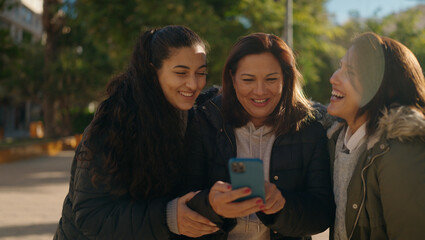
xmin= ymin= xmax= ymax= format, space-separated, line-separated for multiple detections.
xmin=262 ymin=182 xmax=286 ymax=215
xmin=177 ymin=192 xmax=219 ymax=237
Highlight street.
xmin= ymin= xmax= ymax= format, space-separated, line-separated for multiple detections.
xmin=0 ymin=151 xmax=328 ymax=240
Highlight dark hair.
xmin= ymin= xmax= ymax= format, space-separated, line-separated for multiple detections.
xmin=349 ymin=32 xmax=425 ymax=135
xmin=222 ymin=33 xmax=313 ymax=135
xmin=80 ymin=25 xmax=206 ymax=200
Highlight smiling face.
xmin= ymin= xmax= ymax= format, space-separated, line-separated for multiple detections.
xmin=156 ymin=45 xmax=207 ymax=110
xmin=327 ymin=47 xmax=365 ymax=127
xmin=232 ymin=52 xmax=283 ymax=127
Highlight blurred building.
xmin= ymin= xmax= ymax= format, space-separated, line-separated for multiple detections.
xmin=0 ymin=0 xmax=42 ymax=43
xmin=0 ymin=0 xmax=43 ymax=140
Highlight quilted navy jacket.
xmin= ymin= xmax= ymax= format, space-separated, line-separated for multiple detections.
xmin=183 ymin=95 xmax=335 ymax=240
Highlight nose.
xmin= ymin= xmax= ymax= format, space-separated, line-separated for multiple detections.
xmin=329 ymin=70 xmax=340 ymax=85
xmin=185 ymin=74 xmax=198 ymax=90
xmin=253 ymin=81 xmax=265 ymax=95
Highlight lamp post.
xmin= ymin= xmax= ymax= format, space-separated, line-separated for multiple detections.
xmin=282 ymin=0 xmax=293 ymax=48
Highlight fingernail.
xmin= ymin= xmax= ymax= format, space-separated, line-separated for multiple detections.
xmin=244 ymin=188 xmax=251 ymax=194
xmin=227 ymin=185 xmax=231 ymax=190
xmin=260 ymin=205 xmax=265 ymax=209
xmin=256 ymin=199 xmax=263 ymax=204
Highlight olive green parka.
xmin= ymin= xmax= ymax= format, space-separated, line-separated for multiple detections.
xmin=327 ymin=105 xmax=425 ymax=240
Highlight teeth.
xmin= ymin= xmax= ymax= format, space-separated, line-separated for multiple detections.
xmin=180 ymin=91 xmax=194 ymax=97
xmin=253 ymin=99 xmax=267 ymax=103
xmin=331 ymin=90 xmax=344 ymax=98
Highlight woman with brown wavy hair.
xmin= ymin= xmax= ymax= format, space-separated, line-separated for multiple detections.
xmin=54 ymin=25 xmax=219 ymax=239
xmin=184 ymin=33 xmax=334 ymax=240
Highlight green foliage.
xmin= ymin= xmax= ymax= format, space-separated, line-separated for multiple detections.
xmin=47 ymin=2 xmax=114 ymax=134
xmin=71 ymin=0 xmax=340 ymax=101
xmin=0 ymin=29 xmax=19 ymax=92
xmin=336 ymin=6 xmax=425 ymax=84
xmin=72 ymin=0 xmax=247 ymax=84
xmin=381 ymin=8 xmax=425 ymax=67
xmin=7 ymin=0 xmax=425 ymax=134
xmin=291 ymin=0 xmax=345 ymax=103
xmin=0 ymin=30 xmax=43 ymax=102
xmin=49 ymin=12 xmax=113 ymax=105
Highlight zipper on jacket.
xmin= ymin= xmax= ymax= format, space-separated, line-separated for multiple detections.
xmin=347 ymin=147 xmax=390 ymax=240
xmin=209 ymin=100 xmax=235 ymax=154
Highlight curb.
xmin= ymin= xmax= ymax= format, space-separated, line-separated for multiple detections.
xmin=0 ymin=134 xmax=82 ymax=164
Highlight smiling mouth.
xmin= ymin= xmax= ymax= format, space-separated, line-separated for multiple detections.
xmin=179 ymin=91 xmax=194 ymax=97
xmin=331 ymin=90 xmax=345 ymax=99
xmin=251 ymin=98 xmax=269 ymax=104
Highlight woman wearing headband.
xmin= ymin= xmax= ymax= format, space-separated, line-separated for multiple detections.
xmin=327 ymin=32 xmax=425 ymax=239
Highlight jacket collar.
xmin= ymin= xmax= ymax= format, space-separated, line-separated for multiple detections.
xmin=327 ymin=105 xmax=425 ymax=150
xmin=198 ymin=94 xmax=237 ymax=156
xmin=198 ymin=95 xmax=227 ymax=131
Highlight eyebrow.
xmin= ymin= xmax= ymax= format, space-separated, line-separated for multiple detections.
xmin=266 ymin=72 xmax=279 ymax=76
xmin=240 ymin=72 xmax=280 ymax=77
xmin=241 ymin=73 xmax=255 ymax=77
xmin=197 ymin=64 xmax=207 ymax=70
xmin=173 ymin=65 xmax=190 ymax=69
xmin=173 ymin=64 xmax=207 ymax=70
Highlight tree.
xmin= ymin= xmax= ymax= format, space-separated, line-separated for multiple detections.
xmin=42 ymin=0 xmax=64 ymax=137
xmin=72 ymin=0 xmax=246 ymax=85
xmin=0 ymin=1 xmax=20 ymax=100
xmin=4 ymin=0 xmax=352 ymax=137
xmin=37 ymin=0 xmax=113 ymax=136
xmin=289 ymin=0 xmax=345 ymax=103
xmin=71 ymin=0 xmax=342 ymax=103
xmin=337 ymin=5 xmax=425 ymax=81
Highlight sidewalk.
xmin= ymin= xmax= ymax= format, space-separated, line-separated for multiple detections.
xmin=0 ymin=151 xmax=72 ymax=240
xmin=0 ymin=151 xmax=329 ymax=240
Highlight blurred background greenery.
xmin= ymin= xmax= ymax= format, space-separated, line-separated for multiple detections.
xmin=1 ymin=0 xmax=425 ymax=139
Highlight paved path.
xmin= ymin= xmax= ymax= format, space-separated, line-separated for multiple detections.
xmin=0 ymin=151 xmax=328 ymax=240
xmin=0 ymin=151 xmax=72 ymax=240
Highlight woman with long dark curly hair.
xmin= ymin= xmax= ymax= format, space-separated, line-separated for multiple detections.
xmin=54 ymin=25 xmax=219 ymax=239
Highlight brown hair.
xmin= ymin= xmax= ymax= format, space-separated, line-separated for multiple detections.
xmin=222 ymin=33 xmax=313 ymax=135
xmin=351 ymin=32 xmax=425 ymax=135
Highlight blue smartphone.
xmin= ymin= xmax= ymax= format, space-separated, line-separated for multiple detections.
xmin=228 ymin=158 xmax=265 ymax=202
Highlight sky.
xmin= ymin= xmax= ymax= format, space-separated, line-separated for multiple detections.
xmin=326 ymin=0 xmax=422 ymax=24
xmin=22 ymin=0 xmax=43 ymax=14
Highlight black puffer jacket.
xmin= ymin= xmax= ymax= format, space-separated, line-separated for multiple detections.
xmin=183 ymin=95 xmax=335 ymax=240
xmin=53 ymin=133 xmax=174 ymax=240
xmin=54 ymin=87 xmax=220 ymax=240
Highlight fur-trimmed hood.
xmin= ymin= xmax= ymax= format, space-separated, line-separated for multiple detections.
xmin=327 ymin=105 xmax=425 ymax=150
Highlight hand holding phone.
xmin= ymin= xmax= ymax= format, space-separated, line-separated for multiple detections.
xmin=208 ymin=181 xmax=264 ymax=218
xmin=228 ymin=158 xmax=265 ymax=202
xmin=262 ymin=181 xmax=286 ymax=215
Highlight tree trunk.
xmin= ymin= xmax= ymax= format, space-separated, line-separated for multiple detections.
xmin=42 ymin=0 xmax=62 ymax=137
xmin=58 ymin=96 xmax=72 ymax=136
xmin=42 ymin=98 xmax=55 ymax=138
